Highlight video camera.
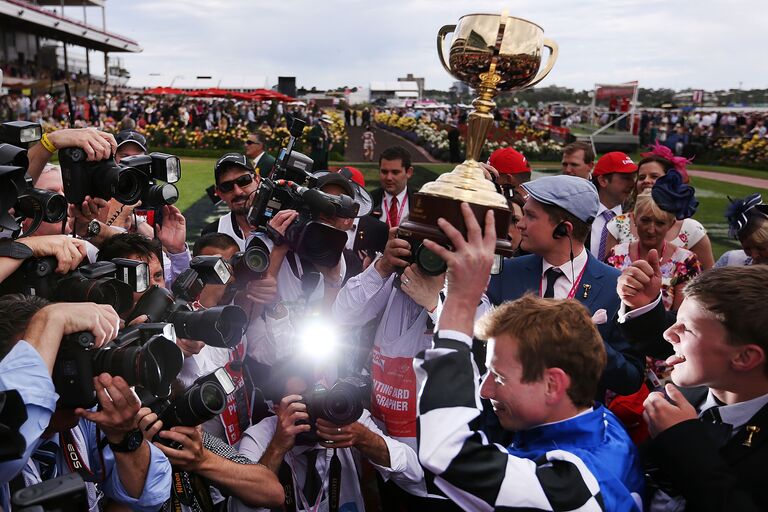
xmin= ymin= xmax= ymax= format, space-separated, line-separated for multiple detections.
xmin=296 ymin=377 xmax=367 ymax=445
xmin=0 ymin=257 xmax=150 ymax=315
xmin=246 ymin=118 xmax=355 ymax=267
xmin=151 ymin=367 xmax=235 ymax=445
xmin=0 ymin=121 xmax=68 ymax=237
xmin=128 ymin=256 xmax=248 ymax=349
xmin=53 ymin=323 xmax=183 ymax=409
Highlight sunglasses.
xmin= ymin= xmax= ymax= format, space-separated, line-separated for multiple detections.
xmin=218 ymin=173 xmax=255 ymax=193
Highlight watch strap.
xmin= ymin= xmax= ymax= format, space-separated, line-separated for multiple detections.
xmin=108 ymin=429 xmax=143 ymax=453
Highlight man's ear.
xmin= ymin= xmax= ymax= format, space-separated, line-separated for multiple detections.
xmin=596 ymin=175 xmax=609 ymax=188
xmin=406 ymin=167 xmax=414 ymax=179
xmin=543 ymin=367 xmax=571 ymax=405
xmin=731 ymin=344 xmax=766 ymax=373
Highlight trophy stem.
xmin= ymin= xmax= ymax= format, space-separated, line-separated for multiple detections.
xmin=465 ymin=67 xmax=502 ymax=162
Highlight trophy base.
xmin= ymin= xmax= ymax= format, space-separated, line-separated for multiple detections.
xmin=400 ymin=192 xmax=514 ymax=256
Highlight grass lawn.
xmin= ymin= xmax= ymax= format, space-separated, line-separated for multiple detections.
xmin=176 ymin=158 xmax=765 ymax=259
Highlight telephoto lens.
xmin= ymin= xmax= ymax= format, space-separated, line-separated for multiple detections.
xmin=16 ymin=188 xmax=68 ymax=223
xmin=93 ymin=334 xmax=183 ymax=399
xmin=157 ymin=381 xmax=227 ymax=430
xmin=141 ymin=182 xmax=179 ymax=208
xmin=170 ymin=305 xmax=247 ymax=349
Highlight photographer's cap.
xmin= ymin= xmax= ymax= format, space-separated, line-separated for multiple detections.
xmin=115 ymin=130 xmax=147 ymax=152
xmin=593 ymin=151 xmax=637 ymax=177
xmin=522 ymin=175 xmax=599 ymax=224
xmin=338 ymin=166 xmax=365 ymax=187
xmin=214 ymin=152 xmax=254 ymax=182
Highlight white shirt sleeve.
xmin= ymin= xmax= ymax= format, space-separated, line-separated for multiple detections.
xmin=331 ymin=259 xmax=394 ymax=326
xmin=616 ymin=294 xmax=663 ymax=323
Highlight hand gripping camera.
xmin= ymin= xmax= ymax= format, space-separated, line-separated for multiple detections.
xmin=296 ymin=377 xmax=367 ymax=445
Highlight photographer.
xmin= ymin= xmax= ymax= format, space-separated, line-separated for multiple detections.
xmin=201 ymin=153 xmax=260 ymax=250
xmin=137 ymin=412 xmax=284 ymax=509
xmin=331 ymin=229 xmax=490 ymax=509
xmin=231 ymin=362 xmax=423 ymax=512
xmin=0 ymin=295 xmax=172 ymax=511
xmin=0 ymin=235 xmax=87 ymax=284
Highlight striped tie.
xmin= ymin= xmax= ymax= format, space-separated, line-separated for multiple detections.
xmin=598 ymin=210 xmax=617 ymax=261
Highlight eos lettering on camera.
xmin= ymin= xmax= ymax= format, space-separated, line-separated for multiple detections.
xmin=128 ymin=259 xmax=247 ymax=349
xmin=151 ymin=367 xmax=235 ymax=446
xmin=0 ymin=257 xmax=150 ymax=314
xmin=119 ymin=152 xmax=181 ymax=209
xmin=296 ymin=377 xmax=367 ymax=445
xmin=53 ymin=323 xmax=183 ymax=409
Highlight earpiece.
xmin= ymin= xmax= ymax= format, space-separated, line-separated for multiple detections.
xmin=553 ymin=221 xmax=569 ymax=239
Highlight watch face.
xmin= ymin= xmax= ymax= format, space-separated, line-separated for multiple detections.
xmin=126 ymin=430 xmax=143 ymax=451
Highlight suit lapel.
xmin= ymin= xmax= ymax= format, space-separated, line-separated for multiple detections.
xmin=574 ymin=254 xmax=605 ymax=310
xmin=722 ymin=402 xmax=768 ymax=466
xmin=510 ymin=255 xmax=543 ymax=296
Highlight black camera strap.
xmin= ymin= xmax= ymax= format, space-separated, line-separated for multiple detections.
xmin=328 ymin=449 xmax=342 ymax=512
xmin=168 ymin=469 xmax=214 ymax=512
xmin=275 ymin=460 xmax=297 ymax=512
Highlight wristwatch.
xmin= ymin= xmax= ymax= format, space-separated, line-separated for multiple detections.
xmin=0 ymin=240 xmax=34 ymax=260
xmin=108 ymin=429 xmax=144 ymax=453
xmin=84 ymin=219 xmax=101 ymax=241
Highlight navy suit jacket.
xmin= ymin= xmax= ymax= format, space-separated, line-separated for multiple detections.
xmin=487 ymin=253 xmax=644 ymax=397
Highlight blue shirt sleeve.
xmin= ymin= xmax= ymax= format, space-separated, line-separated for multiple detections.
xmin=81 ymin=419 xmax=172 ymax=510
xmin=0 ymin=341 xmax=57 ymax=483
xmin=0 ymin=341 xmax=58 ymax=510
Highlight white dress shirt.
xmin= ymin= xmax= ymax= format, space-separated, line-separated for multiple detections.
xmin=540 ymin=247 xmax=589 ymax=299
xmin=589 ymin=203 xmax=623 ymax=258
xmin=230 ymin=409 xmax=424 ymax=511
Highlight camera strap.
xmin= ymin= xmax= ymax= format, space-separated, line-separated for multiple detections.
xmin=169 ymin=469 xmax=214 ymax=512
xmin=60 ymin=428 xmax=105 ymax=483
xmin=220 ymin=346 xmax=252 ymax=445
xmin=284 ymin=448 xmax=342 ymax=512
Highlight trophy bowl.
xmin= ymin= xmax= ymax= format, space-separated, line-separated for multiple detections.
xmin=437 ymin=14 xmax=558 ymax=91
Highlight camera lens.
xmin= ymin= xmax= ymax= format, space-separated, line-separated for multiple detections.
xmin=114 ymin=167 xmax=143 ymax=205
xmin=415 ymin=243 xmax=447 ymax=276
xmin=143 ymin=183 xmax=179 ymax=208
xmin=15 ymin=189 xmax=67 ymax=223
xmin=43 ymin=192 xmax=68 ymax=223
xmin=58 ymin=276 xmax=134 ymax=314
xmin=294 ymin=221 xmax=347 ymax=267
xmin=322 ymin=382 xmax=363 ymax=425
xmin=170 ymin=305 xmax=247 ymax=349
xmin=159 ymin=381 xmax=226 ymax=430
xmin=244 ymin=247 xmax=269 ymax=273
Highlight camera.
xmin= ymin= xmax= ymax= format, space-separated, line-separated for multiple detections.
xmin=0 ymin=123 xmax=67 ymax=236
xmin=396 ymin=226 xmax=449 ymax=277
xmin=0 ymin=389 xmax=27 ymax=461
xmin=246 ymin=119 xmax=356 ymax=267
xmin=12 ymin=473 xmax=88 ymax=512
xmin=129 ymin=260 xmax=247 ymax=349
xmin=152 ymin=367 xmax=235 ymax=442
xmin=230 ymin=235 xmax=271 ymax=285
xmin=0 ymin=257 xmax=150 ymax=314
xmin=296 ymin=377 xmax=367 ymax=445
xmin=53 ymin=323 xmax=183 ymax=408
xmin=120 ymin=152 xmax=181 ymax=209
xmin=59 ymin=147 xmax=144 ymax=205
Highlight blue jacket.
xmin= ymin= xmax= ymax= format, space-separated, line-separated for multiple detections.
xmin=508 ymin=405 xmax=644 ymax=511
xmin=487 ymin=253 xmax=644 ymax=397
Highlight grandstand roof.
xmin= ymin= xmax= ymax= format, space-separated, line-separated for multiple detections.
xmin=0 ymin=0 xmax=141 ymax=53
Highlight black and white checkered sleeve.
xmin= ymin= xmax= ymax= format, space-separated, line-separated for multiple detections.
xmin=415 ymin=333 xmax=605 ymax=512
xmin=202 ymin=431 xmax=256 ymax=465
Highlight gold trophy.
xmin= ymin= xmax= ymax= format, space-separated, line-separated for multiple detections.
xmin=399 ymin=13 xmax=558 ymax=256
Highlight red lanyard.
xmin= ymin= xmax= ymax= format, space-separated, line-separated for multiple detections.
xmin=384 ymin=194 xmax=407 ymax=228
xmin=540 ymin=264 xmax=588 ymax=299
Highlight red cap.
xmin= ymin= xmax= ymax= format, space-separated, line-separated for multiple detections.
xmin=337 ymin=166 xmax=365 ymax=187
xmin=593 ymin=152 xmax=638 ymax=176
xmin=489 ymin=148 xmax=531 ymax=174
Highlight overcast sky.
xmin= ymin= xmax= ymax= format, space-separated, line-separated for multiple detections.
xmin=92 ymin=0 xmax=767 ymax=92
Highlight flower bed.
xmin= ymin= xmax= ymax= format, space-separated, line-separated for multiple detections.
xmin=712 ymin=135 xmax=768 ymax=168
xmin=374 ymin=112 xmax=562 ymax=162
xmin=41 ymin=111 xmax=348 ymax=156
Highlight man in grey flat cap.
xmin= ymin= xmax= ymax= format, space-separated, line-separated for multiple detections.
xmin=486 ymin=175 xmax=644 ymax=400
